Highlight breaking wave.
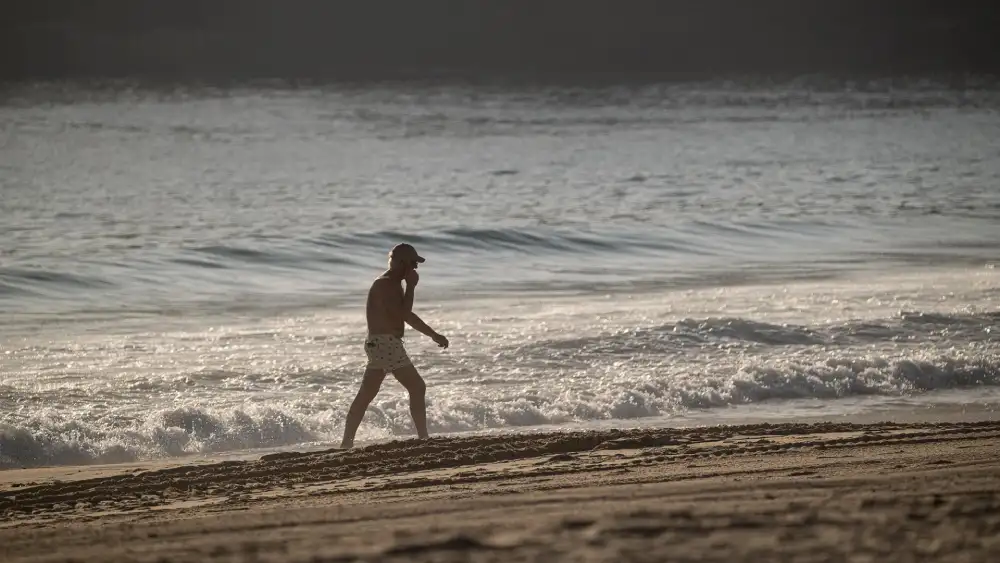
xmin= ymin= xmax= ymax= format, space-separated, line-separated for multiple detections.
xmin=3 ymin=348 xmax=997 ymax=469
xmin=507 ymin=312 xmax=1000 ymax=358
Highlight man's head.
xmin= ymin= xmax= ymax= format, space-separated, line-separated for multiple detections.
xmin=388 ymin=243 xmax=425 ymax=272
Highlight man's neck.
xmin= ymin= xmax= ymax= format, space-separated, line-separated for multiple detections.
xmin=383 ymin=269 xmax=405 ymax=282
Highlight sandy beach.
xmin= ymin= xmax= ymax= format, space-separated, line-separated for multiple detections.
xmin=1 ymin=420 xmax=998 ymax=562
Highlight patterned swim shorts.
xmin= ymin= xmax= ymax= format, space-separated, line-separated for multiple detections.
xmin=364 ymin=334 xmax=413 ymax=372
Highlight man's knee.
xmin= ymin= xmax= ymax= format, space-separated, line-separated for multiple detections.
xmin=353 ymin=385 xmax=379 ymax=407
xmin=359 ymin=369 xmax=385 ymax=391
xmin=348 ymin=390 xmax=374 ymax=412
xmin=394 ymin=366 xmax=425 ymax=397
xmin=408 ymin=377 xmax=426 ymax=397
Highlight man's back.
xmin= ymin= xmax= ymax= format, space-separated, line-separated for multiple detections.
xmin=366 ymin=275 xmax=404 ymax=337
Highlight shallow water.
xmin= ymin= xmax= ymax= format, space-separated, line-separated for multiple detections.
xmin=1 ymin=78 xmax=998 ymax=467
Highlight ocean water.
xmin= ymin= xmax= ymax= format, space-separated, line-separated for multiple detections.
xmin=1 ymin=77 xmax=999 ymax=468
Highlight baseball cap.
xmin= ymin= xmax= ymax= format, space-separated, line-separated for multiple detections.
xmin=390 ymin=243 xmax=425 ymax=263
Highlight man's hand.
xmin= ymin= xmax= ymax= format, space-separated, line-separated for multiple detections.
xmin=431 ymin=332 xmax=449 ymax=349
xmin=404 ymin=269 xmax=420 ymax=287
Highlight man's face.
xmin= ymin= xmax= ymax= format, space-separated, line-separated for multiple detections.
xmin=392 ymin=257 xmax=419 ymax=272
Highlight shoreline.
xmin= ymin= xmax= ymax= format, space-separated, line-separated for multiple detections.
xmin=3 ymin=420 xmax=1000 ymax=560
xmin=2 ymin=396 xmax=996 ymax=476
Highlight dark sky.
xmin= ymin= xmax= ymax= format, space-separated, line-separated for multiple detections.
xmin=2 ymin=0 xmax=997 ymax=81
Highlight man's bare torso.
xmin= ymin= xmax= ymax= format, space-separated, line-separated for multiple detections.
xmin=366 ymin=274 xmax=404 ymax=338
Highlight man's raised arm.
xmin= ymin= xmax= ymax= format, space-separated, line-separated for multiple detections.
xmin=402 ymin=277 xmax=416 ymax=316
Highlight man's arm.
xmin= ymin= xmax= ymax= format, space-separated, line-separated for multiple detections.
xmin=402 ymin=281 xmax=415 ymax=317
xmin=405 ymin=312 xmax=437 ymax=338
xmin=406 ymin=312 xmax=449 ymax=348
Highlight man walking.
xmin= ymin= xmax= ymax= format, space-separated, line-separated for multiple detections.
xmin=340 ymin=243 xmax=449 ymax=448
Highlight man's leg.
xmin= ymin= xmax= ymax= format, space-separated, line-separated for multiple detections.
xmin=390 ymin=365 xmax=429 ymax=439
xmin=340 ymin=368 xmax=386 ymax=448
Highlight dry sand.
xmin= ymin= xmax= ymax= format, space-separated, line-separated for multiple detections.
xmin=2 ymin=421 xmax=1000 ymax=562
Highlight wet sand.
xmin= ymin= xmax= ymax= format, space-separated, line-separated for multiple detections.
xmin=2 ymin=421 xmax=1000 ymax=562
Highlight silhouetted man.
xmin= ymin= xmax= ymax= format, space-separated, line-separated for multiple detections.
xmin=340 ymin=243 xmax=448 ymax=448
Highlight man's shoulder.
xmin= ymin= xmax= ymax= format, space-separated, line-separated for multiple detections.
xmin=370 ymin=276 xmax=400 ymax=292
